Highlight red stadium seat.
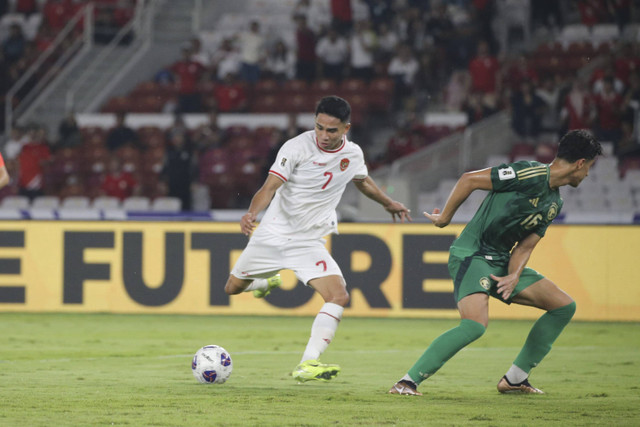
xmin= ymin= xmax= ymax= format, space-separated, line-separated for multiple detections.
xmin=250 ymin=94 xmax=279 ymax=113
xmin=566 ymin=41 xmax=595 ymax=57
xmin=339 ymin=78 xmax=367 ymax=94
xmin=311 ymin=78 xmax=338 ymax=97
xmin=253 ymin=78 xmax=280 ymax=95
xmin=283 ymin=93 xmax=316 ymax=113
xmin=101 ymin=96 xmax=132 ymax=113
xmin=281 ymin=79 xmax=308 ymax=92
xmin=534 ymin=41 xmax=564 ymax=57
xmin=367 ymin=78 xmax=394 ymax=112
xmin=116 ymin=145 xmax=142 ymax=174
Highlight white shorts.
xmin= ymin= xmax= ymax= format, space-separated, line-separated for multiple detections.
xmin=230 ymin=232 xmax=343 ymax=285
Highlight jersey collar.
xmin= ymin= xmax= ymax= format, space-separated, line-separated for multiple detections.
xmin=315 ymin=135 xmax=346 ymax=153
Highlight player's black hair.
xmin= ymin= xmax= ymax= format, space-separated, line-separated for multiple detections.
xmin=315 ymin=96 xmax=351 ymax=123
xmin=556 ymin=129 xmax=602 ymax=162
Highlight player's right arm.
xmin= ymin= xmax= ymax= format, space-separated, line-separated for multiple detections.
xmin=241 ymin=174 xmax=284 ymax=236
xmin=424 ymin=168 xmax=493 ymax=228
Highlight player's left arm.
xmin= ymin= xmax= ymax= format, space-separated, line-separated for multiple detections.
xmin=491 ymin=233 xmax=542 ymax=300
xmin=354 ymin=176 xmax=412 ymax=223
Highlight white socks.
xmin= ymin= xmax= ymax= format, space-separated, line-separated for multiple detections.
xmin=301 ymin=302 xmax=344 ymax=363
xmin=243 ymin=278 xmax=268 ymax=292
xmin=505 ymin=364 xmax=528 ymax=384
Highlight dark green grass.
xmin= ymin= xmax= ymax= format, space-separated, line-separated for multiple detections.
xmin=0 ymin=313 xmax=638 ymax=426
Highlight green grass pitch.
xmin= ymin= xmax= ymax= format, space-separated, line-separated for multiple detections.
xmin=0 ymin=313 xmax=638 ymax=426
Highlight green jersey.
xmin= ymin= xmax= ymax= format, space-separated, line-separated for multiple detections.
xmin=451 ymin=161 xmax=562 ymax=264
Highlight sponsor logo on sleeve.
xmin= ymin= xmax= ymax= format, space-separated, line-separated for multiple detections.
xmin=280 ymin=158 xmax=287 ymax=167
xmin=498 ymin=166 xmax=515 ymax=180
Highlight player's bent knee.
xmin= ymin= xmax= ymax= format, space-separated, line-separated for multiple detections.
xmin=461 ymin=318 xmax=486 ymax=342
xmin=331 ymin=290 xmax=350 ymax=307
xmin=555 ymin=300 xmax=576 ymax=319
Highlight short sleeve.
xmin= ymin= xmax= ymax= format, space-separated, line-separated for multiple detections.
xmin=491 ymin=161 xmax=547 ymax=193
xmin=490 ymin=163 xmax=521 ymax=192
xmin=268 ymin=141 xmax=298 ymax=183
xmin=352 ymin=160 xmax=368 ymax=182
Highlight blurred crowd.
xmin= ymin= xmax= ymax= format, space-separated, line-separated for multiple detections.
xmin=2 ymin=0 xmax=640 ymax=211
xmin=0 ymin=0 xmax=137 ymax=129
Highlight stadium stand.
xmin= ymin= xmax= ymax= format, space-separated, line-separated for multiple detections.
xmin=1 ymin=0 xmax=640 ymax=221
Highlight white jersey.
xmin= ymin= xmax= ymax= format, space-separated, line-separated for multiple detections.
xmin=257 ymin=130 xmax=368 ymax=240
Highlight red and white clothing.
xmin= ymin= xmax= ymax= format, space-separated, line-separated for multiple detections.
xmin=468 ymin=55 xmax=500 ymax=94
xmin=231 ymin=130 xmax=368 ymax=283
xmin=100 ymin=171 xmax=137 ymax=200
xmin=18 ymin=141 xmax=51 ymax=191
xmin=261 ymin=130 xmax=367 ymax=240
xmin=171 ymin=59 xmax=205 ymax=95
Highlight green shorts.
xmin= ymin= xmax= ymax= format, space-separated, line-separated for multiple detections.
xmin=448 ymin=253 xmax=545 ymax=304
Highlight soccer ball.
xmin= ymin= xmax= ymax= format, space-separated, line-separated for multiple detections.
xmin=191 ymin=345 xmax=233 ymax=384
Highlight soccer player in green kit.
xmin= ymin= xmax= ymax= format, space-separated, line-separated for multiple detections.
xmin=389 ymin=129 xmax=602 ymax=396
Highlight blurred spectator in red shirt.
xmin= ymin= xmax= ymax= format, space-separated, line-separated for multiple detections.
xmin=560 ymin=80 xmax=594 ymax=131
xmin=171 ymin=46 xmax=206 ymax=113
xmin=614 ymin=43 xmax=640 ymax=86
xmin=577 ymin=0 xmax=608 ymax=26
xmin=100 ymin=157 xmax=138 ymax=200
xmin=213 ymin=73 xmax=247 ymax=112
xmin=18 ymin=125 xmax=52 ymax=200
xmin=113 ymin=0 xmax=136 ymax=27
xmin=16 ymin=0 xmax=37 ymax=16
xmin=468 ymin=40 xmax=500 ymax=95
xmin=502 ymin=54 xmax=539 ymax=94
xmin=43 ymin=0 xmax=74 ymax=31
xmin=331 ymin=0 xmax=352 ymax=34
xmin=294 ymin=15 xmax=317 ymax=82
xmin=594 ymin=76 xmax=623 ymax=144
xmin=384 ymin=113 xmax=431 ymax=162
xmin=592 ymin=60 xmax=625 ymax=94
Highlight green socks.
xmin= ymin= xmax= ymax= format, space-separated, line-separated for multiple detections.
xmin=406 ymin=301 xmax=576 ymax=385
xmin=513 ymin=301 xmax=576 ymax=373
xmin=408 ymin=319 xmax=486 ymax=384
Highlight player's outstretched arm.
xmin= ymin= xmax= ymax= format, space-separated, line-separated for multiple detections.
xmin=241 ymin=174 xmax=284 ymax=236
xmin=424 ymin=168 xmax=493 ymax=228
xmin=354 ymin=176 xmax=412 ymax=223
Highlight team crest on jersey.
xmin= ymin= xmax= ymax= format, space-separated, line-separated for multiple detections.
xmin=479 ymin=277 xmax=491 ymax=290
xmin=547 ymin=202 xmax=559 ymax=221
xmin=280 ymin=157 xmax=287 ymax=167
xmin=340 ymin=158 xmax=350 ymax=171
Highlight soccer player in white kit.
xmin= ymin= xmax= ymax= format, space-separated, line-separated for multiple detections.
xmin=225 ymin=96 xmax=412 ymax=382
